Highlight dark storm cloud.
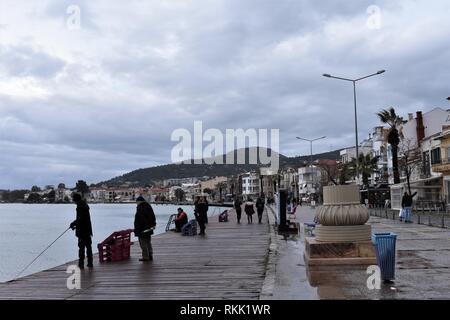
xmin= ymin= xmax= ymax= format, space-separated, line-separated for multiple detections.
xmin=1 ymin=0 xmax=450 ymax=188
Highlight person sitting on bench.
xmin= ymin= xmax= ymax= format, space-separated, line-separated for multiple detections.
xmin=174 ymin=208 xmax=188 ymax=232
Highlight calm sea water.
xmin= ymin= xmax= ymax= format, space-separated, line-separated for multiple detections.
xmin=0 ymin=203 xmax=225 ymax=283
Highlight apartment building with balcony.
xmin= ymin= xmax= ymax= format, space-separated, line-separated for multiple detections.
xmin=389 ymin=108 xmax=450 ymax=209
xmin=432 ymin=126 xmax=450 ymax=205
xmin=298 ymin=166 xmax=321 ymax=198
xmin=241 ymin=172 xmax=260 ymax=199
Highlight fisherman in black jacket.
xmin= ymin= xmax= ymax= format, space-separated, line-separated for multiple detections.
xmin=70 ymin=193 xmax=93 ymax=269
xmin=134 ymin=196 xmax=156 ymax=261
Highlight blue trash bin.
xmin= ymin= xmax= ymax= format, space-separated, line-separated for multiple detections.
xmin=372 ymin=232 xmax=397 ymax=281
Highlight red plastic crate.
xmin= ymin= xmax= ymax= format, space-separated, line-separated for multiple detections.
xmin=97 ymin=229 xmax=134 ymax=263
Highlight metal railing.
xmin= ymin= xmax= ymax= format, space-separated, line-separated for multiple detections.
xmin=369 ymin=204 xmax=450 ymax=229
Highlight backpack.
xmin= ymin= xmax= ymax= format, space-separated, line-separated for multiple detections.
xmin=219 ymin=210 xmax=228 ymax=222
xmin=181 ymin=219 xmax=197 ymax=236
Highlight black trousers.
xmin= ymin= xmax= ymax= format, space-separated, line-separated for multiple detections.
xmin=175 ymin=220 xmax=185 ymax=232
xmin=198 ymin=221 xmax=206 ymax=234
xmin=235 ymin=208 xmax=242 ymax=222
xmin=78 ymin=237 xmax=93 ymax=266
xmin=257 ymin=209 xmax=264 ymax=223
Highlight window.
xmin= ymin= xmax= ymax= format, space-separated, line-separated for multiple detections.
xmin=422 ymin=151 xmax=430 ymax=176
xmin=431 ymin=148 xmax=441 ymax=165
xmin=447 ymin=147 xmax=450 ymax=161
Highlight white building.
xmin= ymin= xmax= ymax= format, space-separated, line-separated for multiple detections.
xmin=389 ymin=108 xmax=450 ymax=209
xmin=298 ymin=166 xmax=321 ymax=197
xmin=181 ymin=183 xmax=201 ymax=202
xmin=241 ymin=172 xmax=260 ymax=199
xmin=340 ymin=143 xmax=372 ymax=164
xmin=89 ymin=188 xmax=108 ymax=202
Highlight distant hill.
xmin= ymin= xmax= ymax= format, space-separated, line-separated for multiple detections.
xmin=96 ymin=147 xmax=342 ymax=187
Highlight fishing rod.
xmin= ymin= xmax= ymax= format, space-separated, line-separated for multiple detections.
xmin=11 ymin=227 xmax=71 ymax=282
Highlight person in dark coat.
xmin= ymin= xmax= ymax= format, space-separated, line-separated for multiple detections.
xmin=70 ymin=193 xmax=93 ymax=269
xmin=195 ymin=196 xmax=208 ymax=235
xmin=134 ymin=196 xmax=157 ymax=261
xmin=233 ymin=196 xmax=243 ymax=224
xmin=256 ymin=197 xmax=265 ymax=224
xmin=174 ymin=207 xmax=188 ymax=232
xmin=204 ymin=196 xmax=209 ymax=224
xmin=401 ymin=191 xmax=417 ymax=223
xmin=244 ymin=197 xmax=255 ymax=224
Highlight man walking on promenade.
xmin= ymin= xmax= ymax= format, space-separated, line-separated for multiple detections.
xmin=401 ymin=191 xmax=417 ymax=223
xmin=234 ymin=196 xmax=243 ymax=224
xmin=256 ymin=197 xmax=265 ymax=224
xmin=134 ymin=196 xmax=157 ymax=261
xmin=70 ymin=193 xmax=93 ymax=269
xmin=195 ymin=196 xmax=208 ymax=235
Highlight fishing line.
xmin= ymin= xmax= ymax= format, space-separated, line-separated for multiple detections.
xmin=11 ymin=227 xmax=71 ymax=281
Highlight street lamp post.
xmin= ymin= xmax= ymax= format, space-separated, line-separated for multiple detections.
xmin=296 ymin=136 xmax=326 ymax=199
xmin=296 ymin=136 xmax=327 ymax=167
xmin=322 ymin=70 xmax=385 ymax=182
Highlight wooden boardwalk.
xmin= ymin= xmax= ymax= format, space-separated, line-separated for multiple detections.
xmin=0 ymin=209 xmax=271 ymax=300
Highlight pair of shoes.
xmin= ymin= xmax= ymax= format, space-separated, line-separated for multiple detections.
xmin=399 ymin=218 xmax=403 ymax=222
xmin=139 ymin=258 xmax=150 ymax=262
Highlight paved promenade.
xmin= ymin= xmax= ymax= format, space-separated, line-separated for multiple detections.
xmin=268 ymin=205 xmax=450 ymax=299
xmin=0 ymin=210 xmax=270 ymax=300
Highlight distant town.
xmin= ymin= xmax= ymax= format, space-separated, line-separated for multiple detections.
xmin=1 ymin=106 xmax=449 ymax=210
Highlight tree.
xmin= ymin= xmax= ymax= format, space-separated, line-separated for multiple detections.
xmin=47 ymin=190 xmax=56 ymax=203
xmin=27 ymin=193 xmax=42 ymax=203
xmin=4 ymin=190 xmax=29 ymax=202
xmin=348 ymin=154 xmax=379 ymax=187
xmin=57 ymin=183 xmax=66 ymax=189
xmin=75 ymin=180 xmax=90 ymax=198
xmin=377 ymin=107 xmax=404 ymax=184
xmin=31 ymin=185 xmax=41 ymax=192
xmin=203 ymin=188 xmax=213 ymax=195
xmin=315 ymin=159 xmax=339 ymax=185
xmin=338 ymin=163 xmax=351 ymax=185
xmin=399 ymin=138 xmax=422 ymax=194
xmin=174 ymin=188 xmax=185 ymax=202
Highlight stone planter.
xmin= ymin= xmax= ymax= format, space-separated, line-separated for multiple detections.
xmin=316 ymin=185 xmax=369 ymax=226
xmin=306 ymin=185 xmax=375 ymax=258
xmin=304 ymin=184 xmax=376 ymax=265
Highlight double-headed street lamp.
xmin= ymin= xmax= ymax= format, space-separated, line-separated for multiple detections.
xmin=322 ymin=70 xmax=385 ymax=181
xmin=296 ymin=136 xmax=326 ymax=167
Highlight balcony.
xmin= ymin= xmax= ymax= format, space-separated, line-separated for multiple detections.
xmin=432 ymin=158 xmax=450 ymax=173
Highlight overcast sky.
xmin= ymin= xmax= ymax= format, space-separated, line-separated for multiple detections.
xmin=1 ymin=0 xmax=449 ymax=189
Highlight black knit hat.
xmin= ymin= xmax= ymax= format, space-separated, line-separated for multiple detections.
xmin=136 ymin=196 xmax=146 ymax=202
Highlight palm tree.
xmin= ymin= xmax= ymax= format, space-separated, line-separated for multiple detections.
xmin=377 ymin=107 xmax=403 ymax=184
xmin=348 ymin=154 xmax=379 ymax=186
